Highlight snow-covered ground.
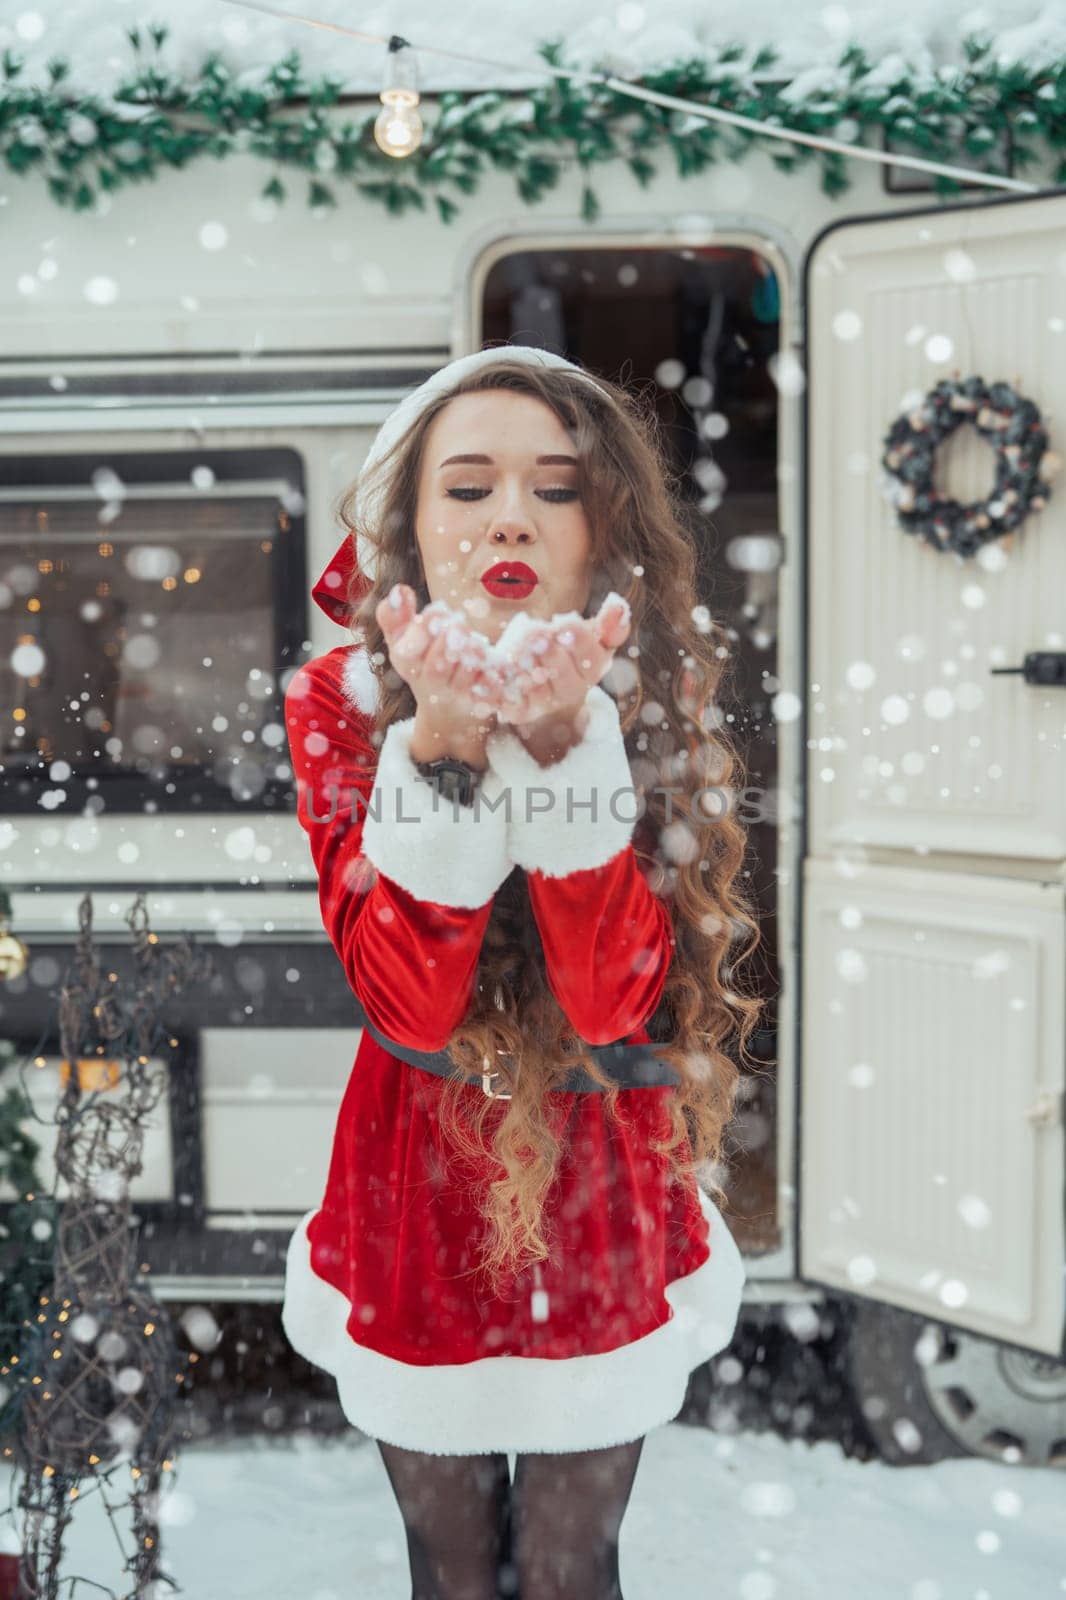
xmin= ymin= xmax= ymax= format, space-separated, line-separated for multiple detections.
xmin=2 ymin=1421 xmax=1063 ymax=1599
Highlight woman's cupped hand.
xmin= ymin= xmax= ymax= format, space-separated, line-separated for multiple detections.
xmin=374 ymin=584 xmax=631 ymax=737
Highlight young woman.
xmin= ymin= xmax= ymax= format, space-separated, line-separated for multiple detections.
xmin=282 ymin=345 xmax=763 ymax=1599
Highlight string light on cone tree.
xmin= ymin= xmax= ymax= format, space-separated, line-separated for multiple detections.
xmin=373 ymin=36 xmax=423 ymax=159
xmin=4 ymin=893 xmax=215 ymax=1599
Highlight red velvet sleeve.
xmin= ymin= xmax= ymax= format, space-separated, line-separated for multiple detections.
xmin=285 ymin=650 xmax=514 ymax=1051
xmin=485 ymin=684 xmax=675 ymax=1046
xmin=525 ymin=846 xmax=675 ymax=1045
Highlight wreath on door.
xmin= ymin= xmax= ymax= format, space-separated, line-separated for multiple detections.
xmin=880 ymin=375 xmax=1059 ymax=558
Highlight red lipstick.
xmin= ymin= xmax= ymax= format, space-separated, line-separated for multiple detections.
xmin=480 ymin=561 xmax=539 ymax=600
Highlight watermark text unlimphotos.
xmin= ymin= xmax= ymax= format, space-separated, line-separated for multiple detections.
xmin=302 ymin=776 xmax=778 ymax=827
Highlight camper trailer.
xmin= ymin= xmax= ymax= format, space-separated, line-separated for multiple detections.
xmin=0 ymin=77 xmax=1063 ymax=1473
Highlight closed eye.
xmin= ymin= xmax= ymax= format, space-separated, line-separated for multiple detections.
xmin=446 ymin=487 xmax=579 ymax=502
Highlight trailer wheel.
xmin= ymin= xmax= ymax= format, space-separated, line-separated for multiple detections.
xmin=844 ymin=1298 xmax=1066 ymax=1469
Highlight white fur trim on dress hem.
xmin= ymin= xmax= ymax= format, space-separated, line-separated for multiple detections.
xmin=360 ymin=714 xmax=513 ymax=910
xmin=484 ymin=683 xmax=638 ymax=880
xmin=281 ymin=1185 xmax=747 ymax=1456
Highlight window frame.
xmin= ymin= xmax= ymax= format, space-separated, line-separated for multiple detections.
xmin=0 ymin=443 xmax=309 ymax=817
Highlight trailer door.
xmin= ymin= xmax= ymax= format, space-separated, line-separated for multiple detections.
xmin=799 ymin=187 xmax=1066 ymax=1358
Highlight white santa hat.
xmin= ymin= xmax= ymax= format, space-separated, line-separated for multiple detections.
xmin=310 ymin=344 xmax=606 ymax=625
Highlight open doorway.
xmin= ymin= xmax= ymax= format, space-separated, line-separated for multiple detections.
xmin=477 ymin=241 xmax=782 ymax=1255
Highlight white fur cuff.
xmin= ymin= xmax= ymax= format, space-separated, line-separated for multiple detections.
xmin=360 ymin=717 xmax=513 ymax=909
xmin=485 ymin=684 xmax=638 ymax=878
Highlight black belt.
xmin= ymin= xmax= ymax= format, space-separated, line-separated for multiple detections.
xmin=354 ymin=1006 xmax=681 ymax=1098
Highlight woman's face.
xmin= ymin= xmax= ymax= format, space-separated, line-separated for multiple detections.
xmin=413 ymin=388 xmax=594 ymax=641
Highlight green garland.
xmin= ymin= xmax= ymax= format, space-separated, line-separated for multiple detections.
xmin=0 ymin=884 xmax=56 ymax=1447
xmin=0 ymin=24 xmax=1063 ymax=225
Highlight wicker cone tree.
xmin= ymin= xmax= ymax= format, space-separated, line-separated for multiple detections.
xmin=9 ymin=892 xmax=212 ymax=1600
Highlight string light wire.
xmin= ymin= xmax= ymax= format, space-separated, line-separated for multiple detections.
xmin=219 ymin=0 xmax=1039 ymax=194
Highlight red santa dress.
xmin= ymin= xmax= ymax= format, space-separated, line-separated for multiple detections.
xmin=281 ymin=558 xmax=746 ymax=1457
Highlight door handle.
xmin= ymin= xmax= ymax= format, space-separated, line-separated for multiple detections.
xmin=989 ymin=651 xmax=1066 ymax=687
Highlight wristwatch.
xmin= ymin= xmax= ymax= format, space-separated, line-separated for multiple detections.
xmin=414 ymin=755 xmax=482 ymax=808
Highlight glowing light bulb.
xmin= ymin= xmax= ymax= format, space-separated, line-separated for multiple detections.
xmin=374 ymin=99 xmax=423 ymax=158
xmin=374 ymin=41 xmax=423 ymax=160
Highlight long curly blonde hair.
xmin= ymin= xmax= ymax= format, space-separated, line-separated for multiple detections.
xmin=336 ymin=355 xmax=766 ymax=1298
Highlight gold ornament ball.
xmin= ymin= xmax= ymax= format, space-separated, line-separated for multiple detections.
xmin=0 ymin=929 xmax=29 ymax=981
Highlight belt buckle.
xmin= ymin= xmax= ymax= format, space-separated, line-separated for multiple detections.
xmin=481 ymin=1067 xmax=512 ymax=1099
xmin=482 ymin=1048 xmax=513 ymax=1100
xmin=483 ymin=982 xmax=514 ymax=1099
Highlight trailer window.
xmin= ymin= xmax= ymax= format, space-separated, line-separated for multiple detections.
xmin=0 ymin=446 xmax=306 ymax=814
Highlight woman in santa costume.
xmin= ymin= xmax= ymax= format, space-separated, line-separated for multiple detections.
xmin=282 ymin=344 xmax=762 ymax=1599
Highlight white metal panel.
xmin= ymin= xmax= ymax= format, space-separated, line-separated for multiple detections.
xmin=0 ymin=1031 xmax=360 ymax=1216
xmin=199 ymin=1027 xmax=358 ymax=1212
xmin=806 ymin=192 xmax=1066 ymax=863
xmin=0 ymin=1055 xmax=173 ymax=1203
xmin=0 ymin=141 xmax=875 ymax=361
xmin=5 ymin=888 xmax=327 ymax=936
xmin=0 ymin=803 xmax=307 ymax=888
xmin=800 ymin=859 xmax=1065 ymax=1355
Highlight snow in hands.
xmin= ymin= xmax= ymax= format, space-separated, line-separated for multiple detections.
xmin=377 ymin=585 xmax=632 ymax=724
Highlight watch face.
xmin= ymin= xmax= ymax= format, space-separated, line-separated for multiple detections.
xmin=437 ymin=765 xmax=470 ymax=804
xmin=420 ymin=759 xmax=475 ymax=806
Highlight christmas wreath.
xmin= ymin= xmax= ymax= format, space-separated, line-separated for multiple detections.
xmin=880 ymin=375 xmax=1058 ymax=558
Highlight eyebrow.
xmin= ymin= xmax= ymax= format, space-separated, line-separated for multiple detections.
xmin=438 ymin=453 xmax=579 ymax=468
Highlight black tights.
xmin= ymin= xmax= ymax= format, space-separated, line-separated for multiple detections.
xmin=377 ymin=1434 xmax=645 ymax=1600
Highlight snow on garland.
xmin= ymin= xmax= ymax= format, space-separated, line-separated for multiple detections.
xmin=880 ymin=375 xmax=1059 ymax=558
xmin=0 ymin=25 xmax=1064 ymax=222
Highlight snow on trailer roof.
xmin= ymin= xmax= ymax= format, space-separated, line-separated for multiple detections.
xmin=2 ymin=0 xmax=1064 ymax=95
